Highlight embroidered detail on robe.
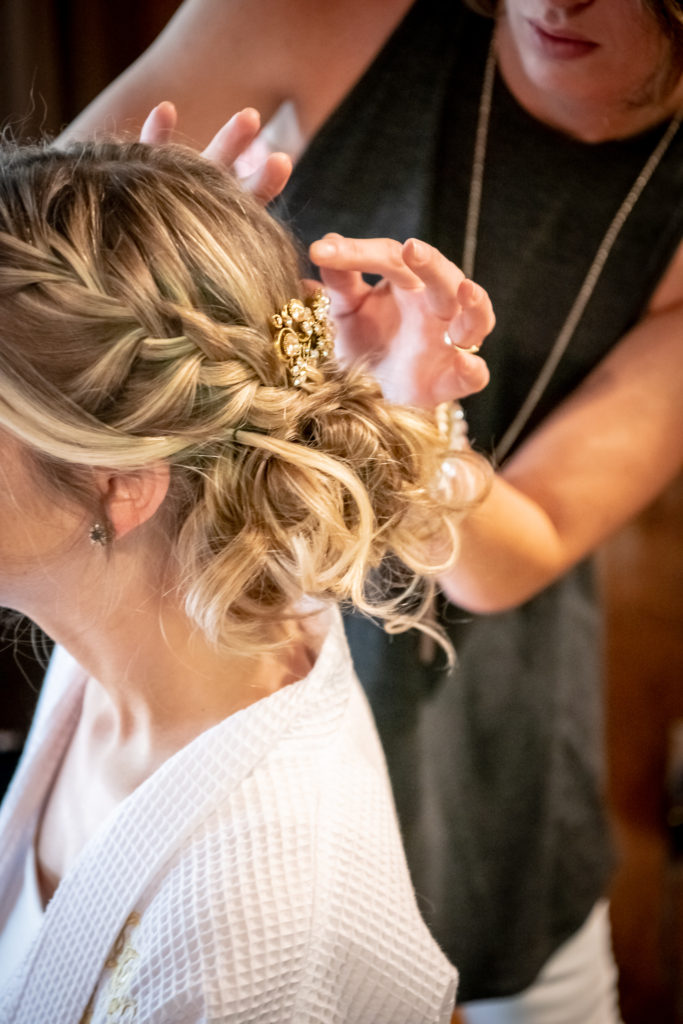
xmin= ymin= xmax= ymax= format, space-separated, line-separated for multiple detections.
xmin=80 ymin=912 xmax=141 ymax=1024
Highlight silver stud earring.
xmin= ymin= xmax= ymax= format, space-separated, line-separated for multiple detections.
xmin=89 ymin=521 xmax=113 ymax=546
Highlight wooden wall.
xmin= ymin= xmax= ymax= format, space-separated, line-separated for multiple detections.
xmin=602 ymin=475 xmax=683 ymax=1023
xmin=0 ymin=0 xmax=178 ymax=140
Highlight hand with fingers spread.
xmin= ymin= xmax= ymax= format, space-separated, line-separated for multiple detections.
xmin=309 ymin=234 xmax=494 ymax=408
xmin=140 ymin=102 xmax=292 ymax=205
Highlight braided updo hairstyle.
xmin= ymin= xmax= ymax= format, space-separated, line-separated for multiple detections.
xmin=0 ymin=139 xmax=485 ymax=657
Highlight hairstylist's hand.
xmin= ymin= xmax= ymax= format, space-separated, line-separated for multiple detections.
xmin=309 ymin=235 xmax=493 ymax=407
xmin=140 ymin=102 xmax=292 ymax=205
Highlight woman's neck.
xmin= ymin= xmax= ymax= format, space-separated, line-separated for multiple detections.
xmin=36 ymin=551 xmax=316 ymax=781
xmin=33 ymin=584 xmax=319 ymax=903
xmin=80 ymin=603 xmax=312 ymax=750
xmin=495 ymin=19 xmax=683 ymax=143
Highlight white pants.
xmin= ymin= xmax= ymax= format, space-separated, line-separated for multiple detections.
xmin=461 ymin=902 xmax=622 ymax=1024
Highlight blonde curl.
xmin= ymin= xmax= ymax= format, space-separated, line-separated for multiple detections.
xmin=0 ymin=138 xmax=488 ymax=659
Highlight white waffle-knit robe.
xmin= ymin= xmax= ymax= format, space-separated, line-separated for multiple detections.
xmin=0 ymin=610 xmax=457 ymax=1023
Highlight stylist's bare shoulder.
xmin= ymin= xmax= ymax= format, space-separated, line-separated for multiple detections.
xmin=280 ymin=0 xmax=415 ymax=141
xmin=63 ymin=0 xmax=413 ymax=149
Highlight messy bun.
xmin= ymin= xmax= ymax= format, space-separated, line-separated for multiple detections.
xmin=0 ymin=139 xmax=486 ymax=656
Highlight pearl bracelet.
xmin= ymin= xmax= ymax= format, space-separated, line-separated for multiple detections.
xmin=436 ymin=400 xmax=469 ymax=452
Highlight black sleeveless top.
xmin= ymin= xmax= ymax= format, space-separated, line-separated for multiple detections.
xmin=280 ymin=0 xmax=683 ymax=1000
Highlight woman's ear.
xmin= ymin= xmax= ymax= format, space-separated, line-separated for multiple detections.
xmin=94 ymin=463 xmax=170 ymax=541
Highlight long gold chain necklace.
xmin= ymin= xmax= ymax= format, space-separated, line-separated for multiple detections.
xmin=461 ymin=38 xmax=682 ymax=463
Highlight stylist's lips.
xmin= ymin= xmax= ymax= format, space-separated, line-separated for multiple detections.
xmin=527 ymin=20 xmax=599 ymax=59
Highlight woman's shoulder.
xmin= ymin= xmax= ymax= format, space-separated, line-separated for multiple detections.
xmin=134 ymin=790 xmax=456 ymax=1023
xmin=122 ymin=620 xmax=456 ymax=1021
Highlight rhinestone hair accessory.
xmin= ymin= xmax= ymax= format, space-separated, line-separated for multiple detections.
xmin=270 ymin=289 xmax=335 ymax=386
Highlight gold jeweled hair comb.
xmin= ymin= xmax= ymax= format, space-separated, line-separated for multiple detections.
xmin=270 ymin=289 xmax=336 ymax=386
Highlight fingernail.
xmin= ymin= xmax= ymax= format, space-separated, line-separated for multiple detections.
xmin=408 ymin=239 xmax=427 ymax=262
xmin=460 ymin=279 xmax=476 ymax=302
xmin=313 ymin=240 xmax=336 ymax=258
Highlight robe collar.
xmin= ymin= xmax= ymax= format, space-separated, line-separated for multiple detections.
xmin=0 ymin=609 xmax=350 ymax=1023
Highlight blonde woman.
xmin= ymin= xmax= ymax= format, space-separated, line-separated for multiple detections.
xmin=0 ymin=138 xmax=492 ymax=1024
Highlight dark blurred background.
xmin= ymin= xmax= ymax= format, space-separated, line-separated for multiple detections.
xmin=0 ymin=3 xmax=681 ymax=1019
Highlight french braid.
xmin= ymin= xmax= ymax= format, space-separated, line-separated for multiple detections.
xmin=0 ymin=139 xmax=487 ymax=656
